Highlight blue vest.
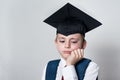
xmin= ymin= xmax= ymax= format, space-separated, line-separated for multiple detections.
xmin=45 ymin=58 xmax=95 ymax=80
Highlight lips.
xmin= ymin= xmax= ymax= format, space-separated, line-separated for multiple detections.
xmin=63 ymin=51 xmax=71 ymax=54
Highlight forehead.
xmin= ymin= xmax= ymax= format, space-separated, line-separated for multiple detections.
xmin=57 ymin=33 xmax=83 ymax=39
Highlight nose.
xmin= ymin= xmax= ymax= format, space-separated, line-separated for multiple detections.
xmin=65 ymin=41 xmax=70 ymax=48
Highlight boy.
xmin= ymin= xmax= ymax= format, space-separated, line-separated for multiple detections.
xmin=42 ymin=3 xmax=102 ymax=80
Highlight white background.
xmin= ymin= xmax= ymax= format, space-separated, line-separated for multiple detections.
xmin=0 ymin=0 xmax=120 ymax=80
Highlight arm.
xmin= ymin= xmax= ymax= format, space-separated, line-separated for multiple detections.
xmin=62 ymin=49 xmax=84 ymax=80
xmin=62 ymin=65 xmax=78 ymax=80
xmin=62 ymin=61 xmax=99 ymax=80
xmin=63 ymin=49 xmax=99 ymax=80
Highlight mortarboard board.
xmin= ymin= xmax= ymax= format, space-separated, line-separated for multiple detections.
xmin=44 ymin=3 xmax=102 ymax=36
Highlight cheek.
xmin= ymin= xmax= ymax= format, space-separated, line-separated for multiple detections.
xmin=71 ymin=43 xmax=82 ymax=50
xmin=71 ymin=45 xmax=79 ymax=50
xmin=56 ymin=44 xmax=64 ymax=51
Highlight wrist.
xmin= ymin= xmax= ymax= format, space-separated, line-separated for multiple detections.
xmin=66 ymin=63 xmax=74 ymax=66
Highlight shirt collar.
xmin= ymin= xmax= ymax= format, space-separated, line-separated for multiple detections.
xmin=61 ymin=57 xmax=66 ymax=67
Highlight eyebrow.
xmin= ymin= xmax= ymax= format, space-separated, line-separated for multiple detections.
xmin=70 ymin=38 xmax=80 ymax=40
xmin=58 ymin=37 xmax=80 ymax=40
xmin=58 ymin=37 xmax=65 ymax=39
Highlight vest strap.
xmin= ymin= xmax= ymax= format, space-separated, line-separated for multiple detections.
xmin=45 ymin=59 xmax=60 ymax=80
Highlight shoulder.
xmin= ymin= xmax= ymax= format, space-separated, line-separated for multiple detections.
xmin=85 ymin=60 xmax=99 ymax=76
xmin=76 ymin=58 xmax=99 ymax=71
xmin=48 ymin=59 xmax=60 ymax=63
xmin=84 ymin=61 xmax=99 ymax=79
xmin=83 ymin=58 xmax=99 ymax=70
xmin=47 ymin=59 xmax=61 ymax=66
xmin=87 ymin=61 xmax=99 ymax=70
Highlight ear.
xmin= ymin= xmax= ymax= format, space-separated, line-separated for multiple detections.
xmin=82 ymin=40 xmax=87 ymax=49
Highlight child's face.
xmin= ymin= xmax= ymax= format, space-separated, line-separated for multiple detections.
xmin=55 ymin=33 xmax=85 ymax=60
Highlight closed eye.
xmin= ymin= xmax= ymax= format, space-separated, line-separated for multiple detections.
xmin=59 ymin=40 xmax=65 ymax=43
xmin=71 ymin=41 xmax=78 ymax=43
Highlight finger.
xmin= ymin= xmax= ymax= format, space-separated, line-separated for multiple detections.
xmin=80 ymin=49 xmax=84 ymax=57
xmin=77 ymin=49 xmax=80 ymax=54
xmin=78 ymin=49 xmax=83 ymax=59
xmin=71 ymin=50 xmax=76 ymax=58
xmin=74 ymin=50 xmax=78 ymax=58
xmin=71 ymin=51 xmax=74 ymax=54
xmin=77 ymin=49 xmax=81 ymax=58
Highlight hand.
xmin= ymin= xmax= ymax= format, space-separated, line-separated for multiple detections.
xmin=66 ymin=49 xmax=84 ymax=66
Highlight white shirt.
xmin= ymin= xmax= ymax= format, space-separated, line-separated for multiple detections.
xmin=41 ymin=58 xmax=99 ymax=80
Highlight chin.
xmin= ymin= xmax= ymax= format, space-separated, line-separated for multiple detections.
xmin=62 ymin=54 xmax=70 ymax=60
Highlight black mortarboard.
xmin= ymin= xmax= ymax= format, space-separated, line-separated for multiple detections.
xmin=44 ymin=3 xmax=102 ymax=36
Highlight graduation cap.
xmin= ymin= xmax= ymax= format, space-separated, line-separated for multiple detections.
xmin=44 ymin=3 xmax=102 ymax=36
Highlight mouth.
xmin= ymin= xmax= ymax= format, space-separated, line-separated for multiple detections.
xmin=63 ymin=51 xmax=71 ymax=54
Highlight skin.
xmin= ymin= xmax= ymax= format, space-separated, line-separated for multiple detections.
xmin=55 ymin=33 xmax=87 ymax=66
